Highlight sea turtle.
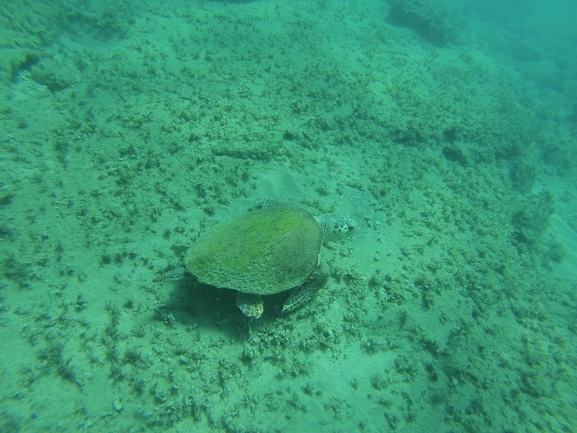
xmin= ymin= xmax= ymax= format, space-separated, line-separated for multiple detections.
xmin=155 ymin=206 xmax=356 ymax=318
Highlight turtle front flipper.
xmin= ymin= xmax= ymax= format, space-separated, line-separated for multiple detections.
xmin=236 ymin=292 xmax=264 ymax=318
xmin=282 ymin=260 xmax=330 ymax=314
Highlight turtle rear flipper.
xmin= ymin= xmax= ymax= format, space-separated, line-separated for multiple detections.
xmin=236 ymin=292 xmax=264 ymax=318
xmin=282 ymin=260 xmax=330 ymax=314
xmin=153 ymin=267 xmax=186 ymax=282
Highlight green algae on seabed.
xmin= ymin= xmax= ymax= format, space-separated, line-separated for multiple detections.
xmin=0 ymin=0 xmax=576 ymax=431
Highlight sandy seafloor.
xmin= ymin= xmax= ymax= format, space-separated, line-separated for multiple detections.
xmin=1 ymin=0 xmax=577 ymax=431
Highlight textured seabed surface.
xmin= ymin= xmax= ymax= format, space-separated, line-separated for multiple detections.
xmin=1 ymin=0 xmax=576 ymax=431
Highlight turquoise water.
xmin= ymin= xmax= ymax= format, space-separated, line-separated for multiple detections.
xmin=1 ymin=0 xmax=576 ymax=431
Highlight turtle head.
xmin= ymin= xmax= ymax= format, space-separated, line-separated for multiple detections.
xmin=315 ymin=214 xmax=356 ymax=242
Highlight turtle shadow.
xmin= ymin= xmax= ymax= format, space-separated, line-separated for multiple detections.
xmin=161 ymin=276 xmax=239 ymax=327
xmin=159 ymin=275 xmax=295 ymax=330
